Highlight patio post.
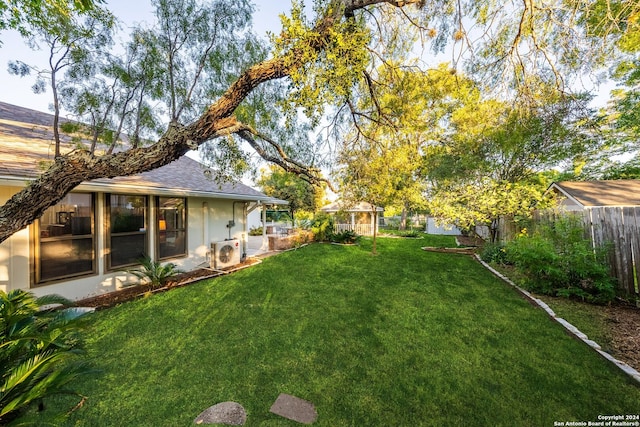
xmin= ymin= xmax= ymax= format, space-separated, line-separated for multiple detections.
xmin=261 ymin=203 xmax=268 ymax=251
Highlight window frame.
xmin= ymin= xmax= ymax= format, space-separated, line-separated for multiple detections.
xmin=33 ymin=192 xmax=96 ymax=286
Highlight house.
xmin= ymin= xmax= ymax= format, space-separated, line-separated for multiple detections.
xmin=320 ymin=201 xmax=384 ymax=236
xmin=0 ymin=102 xmax=282 ymax=300
xmin=548 ymin=180 xmax=640 ymax=211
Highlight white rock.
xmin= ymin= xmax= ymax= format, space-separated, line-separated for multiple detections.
xmin=194 ymin=402 xmax=246 ymax=425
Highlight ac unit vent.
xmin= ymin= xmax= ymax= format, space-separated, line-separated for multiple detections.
xmin=210 ymin=240 xmax=240 ymax=269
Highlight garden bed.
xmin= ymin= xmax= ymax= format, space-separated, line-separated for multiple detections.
xmin=75 ymin=258 xmax=261 ymax=310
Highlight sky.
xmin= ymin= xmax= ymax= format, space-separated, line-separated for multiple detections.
xmin=0 ymin=1 xmax=619 ymax=114
xmin=0 ymin=0 xmax=297 ymax=114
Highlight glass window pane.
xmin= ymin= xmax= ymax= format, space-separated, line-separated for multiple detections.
xmin=158 ymin=197 xmax=186 ymax=259
xmin=109 ymin=195 xmax=147 ymax=268
xmin=40 ymin=238 xmax=94 ymax=282
xmin=110 ymin=234 xmax=147 ymax=267
xmin=110 ymin=195 xmax=147 ymax=233
xmin=38 ymin=193 xmax=94 ymax=283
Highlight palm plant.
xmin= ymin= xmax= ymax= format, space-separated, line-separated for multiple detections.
xmin=0 ymin=290 xmax=93 ymax=425
xmin=129 ymin=256 xmax=183 ymax=288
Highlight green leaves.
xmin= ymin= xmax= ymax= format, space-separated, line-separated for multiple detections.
xmin=257 ymin=165 xmax=322 ymax=217
xmin=128 ymin=256 xmax=183 ymax=288
xmin=0 ymin=289 xmax=93 ymax=424
xmin=271 ymin=1 xmax=371 ymax=124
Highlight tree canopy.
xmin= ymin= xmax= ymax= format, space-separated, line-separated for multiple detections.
xmin=257 ymin=165 xmax=326 ymax=218
xmin=1 ymin=0 xmax=639 ymax=243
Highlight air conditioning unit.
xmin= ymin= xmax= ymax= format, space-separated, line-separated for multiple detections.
xmin=210 ymin=240 xmax=241 ymax=269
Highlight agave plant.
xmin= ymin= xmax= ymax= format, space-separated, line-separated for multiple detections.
xmin=129 ymin=256 xmax=183 ymax=288
xmin=0 ymin=290 xmax=93 ymax=425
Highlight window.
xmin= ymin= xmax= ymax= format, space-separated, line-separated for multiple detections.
xmin=36 ymin=193 xmax=95 ymax=283
xmin=107 ymin=194 xmax=148 ymax=268
xmin=157 ymin=197 xmax=187 ymax=259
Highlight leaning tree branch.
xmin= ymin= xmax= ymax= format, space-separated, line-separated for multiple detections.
xmin=234 ymin=126 xmax=336 ymax=192
xmin=0 ymin=0 xmax=417 ymax=243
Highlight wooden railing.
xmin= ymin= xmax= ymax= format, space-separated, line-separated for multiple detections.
xmin=334 ymin=223 xmax=376 ymax=236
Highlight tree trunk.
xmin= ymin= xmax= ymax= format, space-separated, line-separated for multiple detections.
xmin=400 ymin=203 xmax=407 ymax=230
xmin=371 ymin=209 xmax=378 ymax=255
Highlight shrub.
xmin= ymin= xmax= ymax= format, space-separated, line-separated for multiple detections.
xmin=480 ymin=242 xmax=508 ymax=264
xmin=310 ymin=213 xmax=334 ymax=242
xmin=504 ymin=216 xmax=616 ymax=303
xmin=0 ymin=290 xmax=93 ymax=424
xmin=129 ymin=256 xmax=183 ymax=288
xmin=400 ymin=230 xmax=421 ymax=238
xmin=248 ymin=226 xmax=263 ymax=236
xmin=331 ymin=230 xmax=361 ymax=244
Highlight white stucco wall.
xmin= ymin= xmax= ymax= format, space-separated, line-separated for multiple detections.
xmin=0 ymin=185 xmax=250 ymax=301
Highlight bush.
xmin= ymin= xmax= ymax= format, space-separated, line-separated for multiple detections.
xmin=330 ymin=230 xmax=361 ymax=244
xmin=0 ymin=290 xmax=93 ymax=424
xmin=504 ymin=216 xmax=616 ymax=304
xmin=248 ymin=226 xmax=263 ymax=236
xmin=480 ymin=242 xmax=508 ymax=264
xmin=310 ymin=213 xmax=334 ymax=242
xmin=129 ymin=256 xmax=183 ymax=288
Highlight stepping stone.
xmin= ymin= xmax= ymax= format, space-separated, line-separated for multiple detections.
xmin=194 ymin=402 xmax=246 ymax=425
xmin=269 ymin=393 xmax=317 ymax=424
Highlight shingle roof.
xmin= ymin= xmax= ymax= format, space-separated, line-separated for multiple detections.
xmin=0 ymin=101 xmax=272 ymax=201
xmin=93 ymin=156 xmax=267 ymax=199
xmin=550 ymin=180 xmax=640 ymax=207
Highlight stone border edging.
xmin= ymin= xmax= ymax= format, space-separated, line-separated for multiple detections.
xmin=474 ymin=254 xmax=640 ymax=385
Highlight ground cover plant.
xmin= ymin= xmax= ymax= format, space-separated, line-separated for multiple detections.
xmin=24 ymin=236 xmax=640 ymax=426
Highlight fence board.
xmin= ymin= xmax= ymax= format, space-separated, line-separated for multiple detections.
xmin=623 ymin=207 xmax=640 ymax=295
xmin=500 ymin=207 xmax=640 ymax=297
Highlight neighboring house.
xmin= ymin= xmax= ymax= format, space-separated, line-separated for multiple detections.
xmin=320 ymin=201 xmax=384 ymax=236
xmin=545 ymin=180 xmax=640 ymax=297
xmin=0 ymin=102 xmax=282 ymax=300
xmin=548 ymin=180 xmax=640 ymax=211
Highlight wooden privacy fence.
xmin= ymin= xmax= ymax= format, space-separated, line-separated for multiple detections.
xmin=530 ymin=208 xmax=640 ymax=298
xmin=584 ymin=207 xmax=640 ymax=298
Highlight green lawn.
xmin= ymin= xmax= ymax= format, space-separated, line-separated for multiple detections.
xmin=30 ymin=235 xmax=640 ymax=426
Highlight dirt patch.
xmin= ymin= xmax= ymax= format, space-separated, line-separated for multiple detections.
xmin=601 ymin=303 xmax=640 ymax=372
xmin=75 ymin=258 xmax=260 ymax=310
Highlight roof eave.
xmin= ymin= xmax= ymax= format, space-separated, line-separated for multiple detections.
xmin=0 ymin=176 xmax=271 ymax=202
xmin=548 ymin=182 xmax=586 ymax=209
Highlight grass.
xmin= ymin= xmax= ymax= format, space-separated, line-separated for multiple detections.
xmin=27 ymin=235 xmax=640 ymax=426
xmin=531 ymin=294 xmax=616 ymax=353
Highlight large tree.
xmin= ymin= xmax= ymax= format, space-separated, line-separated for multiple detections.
xmin=257 ymin=165 xmax=325 ymax=220
xmin=425 ymin=88 xmax=597 ymax=241
xmin=0 ymin=0 xmax=103 ymax=38
xmin=1 ymin=0 xmax=638 ymax=244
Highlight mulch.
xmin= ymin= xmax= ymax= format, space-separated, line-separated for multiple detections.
xmin=599 ymin=302 xmax=640 ymax=372
xmin=75 ymin=258 xmax=261 ymax=310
